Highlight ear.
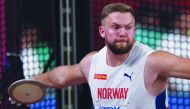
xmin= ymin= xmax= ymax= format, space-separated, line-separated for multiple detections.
xmin=99 ymin=26 xmax=105 ymax=38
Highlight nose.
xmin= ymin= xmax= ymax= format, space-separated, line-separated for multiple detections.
xmin=118 ymin=28 xmax=128 ymax=37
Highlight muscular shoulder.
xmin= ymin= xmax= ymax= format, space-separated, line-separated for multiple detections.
xmin=79 ymin=51 xmax=97 ymax=79
xmin=146 ymin=50 xmax=180 ymax=76
xmin=145 ymin=50 xmax=188 ymax=95
xmin=144 ymin=50 xmax=176 ymax=95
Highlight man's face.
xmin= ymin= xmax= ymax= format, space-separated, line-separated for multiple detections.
xmin=99 ymin=12 xmax=136 ymax=54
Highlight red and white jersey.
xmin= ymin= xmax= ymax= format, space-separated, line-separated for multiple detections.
xmin=88 ymin=41 xmax=156 ymax=109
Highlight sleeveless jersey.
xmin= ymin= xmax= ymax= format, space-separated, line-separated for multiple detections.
xmin=88 ymin=41 xmax=156 ymax=109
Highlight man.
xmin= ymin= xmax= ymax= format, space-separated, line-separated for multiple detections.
xmin=13 ymin=3 xmax=190 ymax=109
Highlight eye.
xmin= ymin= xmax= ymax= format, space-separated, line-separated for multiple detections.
xmin=126 ymin=26 xmax=132 ymax=30
xmin=112 ymin=25 xmax=120 ymax=30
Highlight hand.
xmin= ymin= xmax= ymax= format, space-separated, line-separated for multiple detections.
xmin=9 ymin=97 xmax=23 ymax=106
xmin=8 ymin=79 xmax=46 ymax=106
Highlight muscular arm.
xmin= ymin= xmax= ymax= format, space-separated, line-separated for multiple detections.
xmin=149 ymin=50 xmax=190 ymax=79
xmin=145 ymin=50 xmax=190 ymax=95
xmin=33 ymin=51 xmax=97 ymax=88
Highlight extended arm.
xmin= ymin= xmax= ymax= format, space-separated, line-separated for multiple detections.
xmin=148 ymin=50 xmax=190 ymax=79
xmin=144 ymin=50 xmax=190 ymax=95
xmin=33 ymin=51 xmax=97 ymax=88
xmin=33 ymin=64 xmax=86 ymax=88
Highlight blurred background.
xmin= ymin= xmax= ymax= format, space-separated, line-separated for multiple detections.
xmin=0 ymin=0 xmax=190 ymax=109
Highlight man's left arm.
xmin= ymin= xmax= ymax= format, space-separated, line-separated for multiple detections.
xmin=149 ymin=50 xmax=190 ymax=79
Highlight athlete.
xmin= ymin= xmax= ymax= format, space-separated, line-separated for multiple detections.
xmin=12 ymin=3 xmax=190 ymax=109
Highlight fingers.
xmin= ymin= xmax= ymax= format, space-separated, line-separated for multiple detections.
xmin=11 ymin=100 xmax=16 ymax=104
xmin=17 ymin=103 xmax=22 ymax=106
xmin=9 ymin=97 xmax=23 ymax=107
xmin=9 ymin=97 xmax=16 ymax=104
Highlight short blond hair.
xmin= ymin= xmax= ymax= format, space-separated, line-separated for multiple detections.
xmin=101 ymin=3 xmax=135 ymax=25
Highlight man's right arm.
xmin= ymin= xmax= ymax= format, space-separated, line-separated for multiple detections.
xmin=33 ymin=51 xmax=97 ymax=88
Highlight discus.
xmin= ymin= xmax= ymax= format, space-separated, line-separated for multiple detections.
xmin=8 ymin=79 xmax=46 ymax=104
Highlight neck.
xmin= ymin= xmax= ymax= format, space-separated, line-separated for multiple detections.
xmin=106 ymin=46 xmax=133 ymax=67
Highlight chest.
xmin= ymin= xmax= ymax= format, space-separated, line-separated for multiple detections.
xmin=90 ymin=64 xmax=146 ymax=107
xmin=93 ymin=66 xmax=136 ymax=88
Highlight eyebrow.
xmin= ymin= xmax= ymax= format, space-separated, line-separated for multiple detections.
xmin=111 ymin=22 xmax=134 ymax=27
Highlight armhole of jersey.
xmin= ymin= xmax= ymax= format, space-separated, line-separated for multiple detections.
xmin=88 ymin=47 xmax=106 ymax=83
xmin=88 ymin=53 xmax=97 ymax=83
xmin=144 ymin=50 xmax=169 ymax=109
xmin=142 ymin=50 xmax=155 ymax=92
